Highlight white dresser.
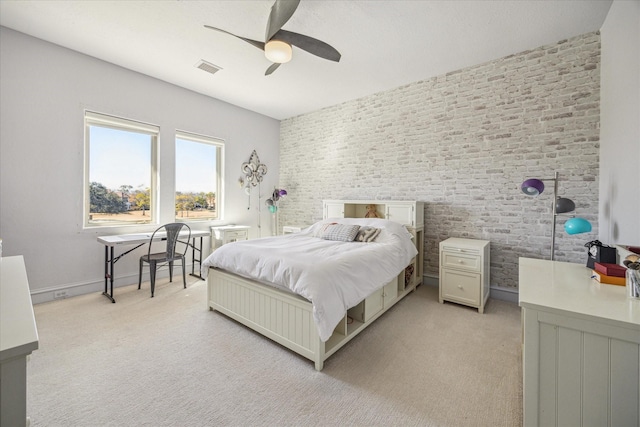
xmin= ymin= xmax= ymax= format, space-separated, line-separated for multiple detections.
xmin=439 ymin=237 xmax=490 ymax=313
xmin=210 ymin=225 xmax=250 ymax=251
xmin=1 ymin=256 xmax=39 ymax=427
xmin=519 ymin=257 xmax=640 ymax=427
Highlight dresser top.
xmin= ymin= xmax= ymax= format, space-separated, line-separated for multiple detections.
xmin=1 ymin=256 xmax=39 ymax=361
xmin=519 ymin=257 xmax=640 ymax=328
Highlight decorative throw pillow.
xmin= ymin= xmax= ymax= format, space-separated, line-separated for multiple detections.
xmin=312 ymin=222 xmax=336 ymax=237
xmin=321 ymin=224 xmax=361 ymax=242
xmin=354 ymin=226 xmax=381 ymax=242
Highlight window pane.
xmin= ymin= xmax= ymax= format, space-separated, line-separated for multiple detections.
xmin=85 ymin=114 xmax=157 ymax=226
xmin=175 ymin=134 xmax=221 ymax=221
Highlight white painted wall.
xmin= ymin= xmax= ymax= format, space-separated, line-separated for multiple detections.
xmin=0 ymin=27 xmax=280 ymax=302
xmin=599 ymin=0 xmax=640 ymax=245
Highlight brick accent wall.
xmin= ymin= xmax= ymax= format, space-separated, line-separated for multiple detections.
xmin=278 ymin=32 xmax=600 ymax=290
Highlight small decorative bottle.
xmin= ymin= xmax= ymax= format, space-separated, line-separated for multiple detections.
xmin=626 ymin=268 xmax=640 ymax=299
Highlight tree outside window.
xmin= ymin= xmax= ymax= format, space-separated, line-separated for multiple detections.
xmin=84 ymin=112 xmax=158 ymax=226
xmin=175 ymin=131 xmax=223 ymax=221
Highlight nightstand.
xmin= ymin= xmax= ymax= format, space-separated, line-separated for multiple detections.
xmin=210 ymin=225 xmax=250 ymax=251
xmin=439 ymin=237 xmax=490 ymax=313
xmin=282 ymin=225 xmax=304 ymax=234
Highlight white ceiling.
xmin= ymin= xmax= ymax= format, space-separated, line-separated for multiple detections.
xmin=0 ymin=0 xmax=612 ymax=120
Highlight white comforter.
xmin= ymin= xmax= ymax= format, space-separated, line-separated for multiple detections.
xmin=201 ymin=218 xmax=418 ymax=342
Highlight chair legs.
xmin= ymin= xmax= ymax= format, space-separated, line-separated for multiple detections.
xmin=149 ymin=261 xmax=156 ymax=297
xmin=139 ymin=258 xmax=186 ymax=297
xmin=181 ymin=256 xmax=187 ymax=289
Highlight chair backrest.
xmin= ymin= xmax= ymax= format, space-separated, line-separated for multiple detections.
xmin=148 ymin=223 xmax=191 ymax=257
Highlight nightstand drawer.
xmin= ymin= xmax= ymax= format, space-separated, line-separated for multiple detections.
xmin=441 ymin=269 xmax=480 ymax=306
xmin=224 ymin=230 xmax=247 ymax=242
xmin=282 ymin=226 xmax=303 ymax=234
xmin=211 ymin=225 xmax=250 ymax=250
xmin=441 ymin=251 xmax=481 ymax=272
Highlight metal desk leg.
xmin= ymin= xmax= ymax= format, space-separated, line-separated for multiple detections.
xmin=100 ymin=243 xmax=144 ymax=302
xmin=102 ymin=246 xmax=116 ymax=303
xmin=103 ymin=245 xmax=108 ymax=293
xmin=189 ymin=236 xmax=204 ymax=280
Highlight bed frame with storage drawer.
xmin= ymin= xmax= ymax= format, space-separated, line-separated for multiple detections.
xmin=208 ymin=260 xmax=417 ymax=370
xmin=207 ymin=199 xmax=425 ymax=370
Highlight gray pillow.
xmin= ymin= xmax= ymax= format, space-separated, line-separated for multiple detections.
xmin=321 ymin=224 xmax=361 ymax=242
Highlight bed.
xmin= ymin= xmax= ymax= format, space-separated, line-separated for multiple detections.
xmin=202 ymin=217 xmax=420 ymax=370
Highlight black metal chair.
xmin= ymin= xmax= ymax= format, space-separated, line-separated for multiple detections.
xmin=138 ymin=223 xmax=191 ymax=297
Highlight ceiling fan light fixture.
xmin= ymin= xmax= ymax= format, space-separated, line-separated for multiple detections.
xmin=265 ymin=40 xmax=292 ymax=63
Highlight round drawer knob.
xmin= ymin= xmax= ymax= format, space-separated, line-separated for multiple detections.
xmin=457 ymin=285 xmax=463 ymax=289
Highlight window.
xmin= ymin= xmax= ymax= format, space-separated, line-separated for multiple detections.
xmin=175 ymin=131 xmax=224 ymax=221
xmin=84 ymin=111 xmax=158 ymax=227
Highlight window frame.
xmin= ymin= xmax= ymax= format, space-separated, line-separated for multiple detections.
xmin=83 ymin=111 xmax=159 ymax=228
xmin=174 ymin=130 xmax=225 ymax=222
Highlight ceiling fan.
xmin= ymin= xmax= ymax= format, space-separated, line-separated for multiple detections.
xmin=204 ymin=0 xmax=341 ymax=76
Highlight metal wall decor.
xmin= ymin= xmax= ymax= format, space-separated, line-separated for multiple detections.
xmin=240 ymin=150 xmax=268 ymax=236
xmin=241 ymin=150 xmax=268 ymax=188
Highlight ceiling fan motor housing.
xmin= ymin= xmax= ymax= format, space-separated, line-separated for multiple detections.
xmin=265 ymin=40 xmax=292 ymax=63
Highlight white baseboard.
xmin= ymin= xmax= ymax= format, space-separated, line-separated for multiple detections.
xmin=422 ymin=274 xmax=439 ymax=287
xmin=33 ymin=271 xmax=520 ymax=305
xmin=31 ymin=263 xmax=202 ymax=304
xmin=421 ymin=274 xmax=519 ymax=304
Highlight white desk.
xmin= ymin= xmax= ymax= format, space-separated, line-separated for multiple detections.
xmin=519 ymin=257 xmax=640 ymax=427
xmin=1 ymin=256 xmax=39 ymax=427
xmin=97 ymin=229 xmax=209 ymax=303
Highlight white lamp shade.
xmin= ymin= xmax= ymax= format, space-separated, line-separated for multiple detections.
xmin=265 ymin=40 xmax=292 ymax=63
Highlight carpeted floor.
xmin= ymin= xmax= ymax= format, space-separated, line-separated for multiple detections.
xmin=27 ymin=278 xmax=522 ymax=426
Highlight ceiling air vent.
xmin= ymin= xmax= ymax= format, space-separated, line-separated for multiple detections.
xmin=196 ymin=60 xmax=221 ymax=76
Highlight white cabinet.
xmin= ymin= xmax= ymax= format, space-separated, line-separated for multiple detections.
xmin=439 ymin=237 xmax=490 ymax=313
xmin=210 ymin=225 xmax=250 ymax=251
xmin=348 ymin=278 xmax=399 ymax=323
xmin=1 ymin=256 xmax=39 ymax=427
xmin=322 ymin=200 xmax=424 ymax=229
xmin=385 ymin=202 xmax=417 ymax=227
xmin=324 ymin=201 xmax=345 ymax=219
xmin=519 ymin=258 xmax=640 ymax=427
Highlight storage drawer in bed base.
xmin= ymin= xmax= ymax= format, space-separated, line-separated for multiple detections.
xmin=207 ymin=267 xmax=417 ymax=371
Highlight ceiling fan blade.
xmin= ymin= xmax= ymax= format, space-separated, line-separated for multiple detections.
xmin=274 ymin=29 xmax=341 ymax=62
xmin=265 ymin=63 xmax=282 ymax=76
xmin=265 ymin=0 xmax=300 ymax=42
xmin=204 ymin=25 xmax=265 ymax=50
